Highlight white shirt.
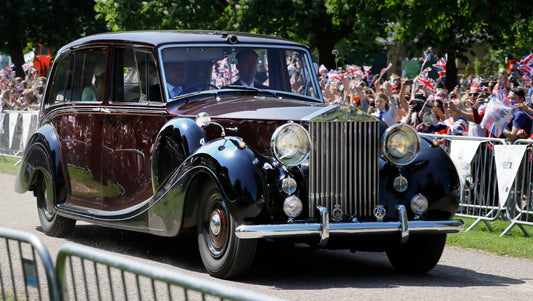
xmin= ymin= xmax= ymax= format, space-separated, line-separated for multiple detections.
xmin=167 ymin=83 xmax=182 ymax=98
xmin=372 ymin=106 xmax=397 ymax=127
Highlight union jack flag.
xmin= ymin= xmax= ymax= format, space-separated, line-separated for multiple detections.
xmin=417 ymin=76 xmax=435 ymax=92
xmin=481 ymin=91 xmax=514 ymax=137
xmin=520 ymin=53 xmax=533 ymax=68
xmin=22 ymin=63 xmax=32 ymax=73
xmin=328 ymin=70 xmax=342 ymax=82
xmin=5 ymin=63 xmax=14 ymax=73
xmin=363 ymin=66 xmax=373 ymax=86
xmin=378 ymin=62 xmax=392 ymax=81
xmin=420 ymin=67 xmax=432 ymax=78
xmin=433 ymin=54 xmax=447 ymax=85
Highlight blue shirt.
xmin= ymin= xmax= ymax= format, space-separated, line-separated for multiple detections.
xmin=512 ymin=110 xmax=533 ymax=136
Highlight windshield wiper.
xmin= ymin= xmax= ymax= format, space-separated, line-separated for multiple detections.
xmin=224 ymin=85 xmax=261 ymax=92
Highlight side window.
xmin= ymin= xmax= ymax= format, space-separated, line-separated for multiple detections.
xmin=113 ymin=48 xmax=162 ymax=103
xmin=286 ymin=51 xmax=317 ymax=98
xmin=71 ymin=48 xmax=108 ymax=102
xmin=46 ymin=53 xmax=71 ymax=105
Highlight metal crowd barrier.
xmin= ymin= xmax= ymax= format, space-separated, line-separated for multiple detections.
xmin=55 ymin=243 xmax=284 ymax=301
xmin=420 ymin=134 xmax=531 ymax=237
xmin=0 ymin=226 xmax=60 ymax=301
xmin=504 ymin=139 xmax=533 ymax=236
xmin=0 ymin=110 xmax=39 ymax=157
xmin=0 ymin=227 xmax=284 ymax=301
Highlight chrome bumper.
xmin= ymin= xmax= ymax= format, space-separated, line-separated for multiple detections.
xmin=235 ymin=205 xmax=464 ymax=246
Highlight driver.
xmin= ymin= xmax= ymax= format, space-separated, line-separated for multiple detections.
xmin=233 ymin=49 xmax=267 ymax=89
xmin=164 ymin=61 xmax=186 ymax=97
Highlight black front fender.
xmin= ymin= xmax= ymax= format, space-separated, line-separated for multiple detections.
xmin=151 ymin=117 xmax=205 ymax=191
xmin=179 ymin=137 xmax=266 ymax=222
xmin=379 ymin=137 xmax=461 ymax=220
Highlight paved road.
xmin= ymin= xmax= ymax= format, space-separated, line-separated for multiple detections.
xmin=1 ymin=173 xmax=532 ymax=300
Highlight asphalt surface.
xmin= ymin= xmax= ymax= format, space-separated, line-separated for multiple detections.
xmin=1 ymin=172 xmax=532 ymax=300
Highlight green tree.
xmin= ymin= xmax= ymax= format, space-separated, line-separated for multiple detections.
xmin=94 ymin=0 xmax=368 ymax=69
xmin=326 ymin=0 xmax=533 ymax=90
xmin=94 ymin=0 xmax=229 ymax=31
xmin=0 ymin=0 xmax=105 ymax=76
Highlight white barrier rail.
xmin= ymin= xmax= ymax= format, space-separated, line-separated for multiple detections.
xmin=0 ymin=110 xmax=39 ymax=157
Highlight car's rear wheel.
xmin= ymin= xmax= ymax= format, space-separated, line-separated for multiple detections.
xmin=36 ymin=173 xmax=75 ymax=237
xmin=197 ymin=182 xmax=256 ymax=279
xmin=386 ymin=234 xmax=446 ymax=273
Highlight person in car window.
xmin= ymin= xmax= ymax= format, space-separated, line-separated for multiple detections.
xmin=232 ymin=49 xmax=267 ymax=89
xmin=82 ymin=64 xmax=106 ymax=102
xmin=165 ymin=61 xmax=186 ymax=98
xmin=139 ymin=61 xmax=162 ymax=102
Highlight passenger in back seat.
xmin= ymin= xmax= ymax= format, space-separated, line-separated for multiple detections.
xmin=82 ymin=64 xmax=106 ymax=102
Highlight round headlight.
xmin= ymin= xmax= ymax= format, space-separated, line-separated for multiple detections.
xmin=271 ymin=123 xmax=311 ymax=166
xmin=382 ymin=124 xmax=420 ymax=165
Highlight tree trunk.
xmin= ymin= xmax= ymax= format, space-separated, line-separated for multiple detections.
xmin=446 ymin=53 xmax=458 ymax=92
xmin=6 ymin=35 xmax=25 ymax=78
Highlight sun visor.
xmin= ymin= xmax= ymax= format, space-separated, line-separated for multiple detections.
xmin=162 ymin=47 xmax=224 ymax=62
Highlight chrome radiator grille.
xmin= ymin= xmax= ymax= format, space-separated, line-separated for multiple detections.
xmin=308 ymin=120 xmax=380 ymax=219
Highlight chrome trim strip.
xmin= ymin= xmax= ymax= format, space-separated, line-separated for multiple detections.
xmin=318 ymin=206 xmax=329 ymax=247
xmin=398 ymin=205 xmax=409 ymax=244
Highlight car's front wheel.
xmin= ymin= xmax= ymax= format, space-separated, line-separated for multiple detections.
xmin=36 ymin=173 xmax=75 ymax=237
xmin=386 ymin=234 xmax=446 ymax=273
xmin=197 ymin=182 xmax=257 ymax=279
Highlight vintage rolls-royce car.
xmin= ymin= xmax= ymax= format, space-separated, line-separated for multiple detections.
xmin=15 ymin=31 xmax=463 ymax=279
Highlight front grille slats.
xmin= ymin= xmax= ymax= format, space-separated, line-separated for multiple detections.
xmin=308 ymin=120 xmax=379 ymax=219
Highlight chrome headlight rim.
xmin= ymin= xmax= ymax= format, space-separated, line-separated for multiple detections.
xmin=382 ymin=123 xmax=421 ymax=166
xmin=271 ymin=123 xmax=311 ymax=167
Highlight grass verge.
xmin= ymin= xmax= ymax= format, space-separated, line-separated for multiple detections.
xmin=447 ymin=217 xmax=533 ymax=259
xmin=1 ymin=156 xmax=532 ymax=258
xmin=0 ymin=156 xmax=20 ymax=175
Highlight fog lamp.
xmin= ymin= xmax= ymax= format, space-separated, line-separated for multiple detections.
xmin=282 ymin=177 xmax=297 ymax=194
xmin=393 ymin=175 xmax=408 ymax=192
xmin=283 ymin=195 xmax=303 ymax=218
xmin=410 ymin=193 xmax=428 ymax=215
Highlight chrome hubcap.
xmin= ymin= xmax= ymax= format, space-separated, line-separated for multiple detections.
xmin=206 ymin=204 xmax=228 ymax=257
xmin=210 ymin=211 xmax=222 ymax=236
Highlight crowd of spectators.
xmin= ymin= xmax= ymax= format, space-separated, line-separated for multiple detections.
xmin=0 ymin=69 xmax=45 ymax=112
xmin=4 ymin=58 xmax=533 ymax=142
xmin=320 ymin=64 xmax=533 ymax=142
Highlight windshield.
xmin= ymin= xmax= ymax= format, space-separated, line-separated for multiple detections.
xmin=160 ymin=46 xmax=320 ymax=101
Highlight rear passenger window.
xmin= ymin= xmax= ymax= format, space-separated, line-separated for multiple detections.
xmin=46 ymin=54 xmax=72 ymax=105
xmin=112 ymin=48 xmax=162 ymax=103
xmin=71 ymin=48 xmax=108 ymax=102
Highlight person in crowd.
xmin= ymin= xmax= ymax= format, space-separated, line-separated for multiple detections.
xmin=503 ymin=88 xmax=532 ymax=141
xmin=16 ymin=89 xmax=40 ymax=110
xmin=1 ymin=89 xmax=15 ymax=111
xmin=370 ymin=91 xmax=397 ymax=126
xmin=318 ymin=64 xmax=328 ymax=88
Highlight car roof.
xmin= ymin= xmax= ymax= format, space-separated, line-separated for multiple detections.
xmin=58 ymin=30 xmax=308 ymax=55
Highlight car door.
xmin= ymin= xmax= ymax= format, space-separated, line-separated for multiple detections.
xmin=99 ymin=47 xmax=167 ymax=211
xmin=47 ymin=47 xmax=109 ymax=208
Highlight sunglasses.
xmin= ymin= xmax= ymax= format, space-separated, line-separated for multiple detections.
xmin=469 ymin=93 xmax=479 ymax=96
